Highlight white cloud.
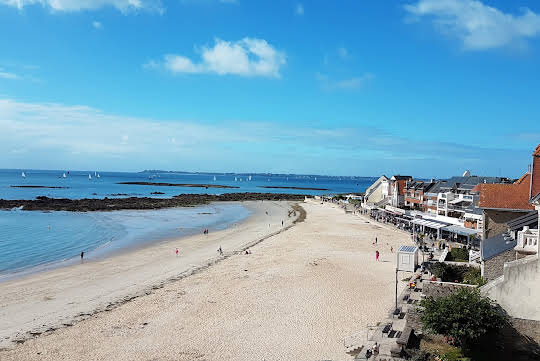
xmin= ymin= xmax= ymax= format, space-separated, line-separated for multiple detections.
xmin=92 ymin=21 xmax=103 ymax=29
xmin=0 ymin=98 xmax=527 ymax=175
xmin=317 ymin=72 xmax=375 ymax=90
xmin=0 ymin=0 xmax=163 ymax=13
xmin=404 ymin=0 xmax=540 ymax=50
xmin=337 ymin=47 xmax=348 ymax=59
xmin=0 ymin=69 xmax=19 ymax=80
xmin=295 ymin=3 xmax=304 ymax=16
xmin=151 ymin=38 xmax=286 ymax=78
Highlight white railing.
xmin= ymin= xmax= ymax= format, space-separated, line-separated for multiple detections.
xmin=439 ymin=248 xmax=448 ymax=262
xmin=469 ymin=250 xmax=481 ymax=263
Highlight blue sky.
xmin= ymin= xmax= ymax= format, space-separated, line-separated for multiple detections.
xmin=1 ymin=0 xmax=540 ymax=178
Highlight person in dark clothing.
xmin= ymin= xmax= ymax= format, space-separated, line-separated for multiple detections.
xmin=80 ymin=251 xmax=84 ymax=261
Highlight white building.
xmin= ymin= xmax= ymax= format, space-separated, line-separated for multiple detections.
xmin=362 ymin=175 xmax=389 ymax=208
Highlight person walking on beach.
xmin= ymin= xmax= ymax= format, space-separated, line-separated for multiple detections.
xmin=375 ymin=237 xmax=378 ymax=245
xmin=282 ymin=220 xmax=284 ymax=226
xmin=376 ymin=250 xmax=380 ymax=261
xmin=175 ymin=248 xmax=179 ymax=257
xmin=80 ymin=251 xmax=84 ymax=262
xmin=217 ymin=246 xmax=223 ymax=256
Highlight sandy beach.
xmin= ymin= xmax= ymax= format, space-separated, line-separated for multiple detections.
xmin=1 ymin=200 xmax=412 ymax=360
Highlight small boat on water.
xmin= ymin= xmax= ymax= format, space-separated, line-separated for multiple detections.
xmin=62 ymin=173 xmax=67 ymax=178
xmin=97 ymin=173 xmax=100 ymax=178
xmin=234 ymin=177 xmax=237 ymax=182
xmin=248 ymin=175 xmax=252 ymax=181
xmin=213 ymin=176 xmax=217 ymax=181
xmin=21 ymin=171 xmax=26 ymax=178
xmin=88 ymin=174 xmax=92 ymax=180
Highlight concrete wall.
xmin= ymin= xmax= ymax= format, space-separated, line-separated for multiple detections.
xmin=483 ymin=209 xmax=529 ymax=240
xmin=483 ymin=249 xmax=516 ymax=281
xmin=482 ymin=256 xmax=540 ymax=321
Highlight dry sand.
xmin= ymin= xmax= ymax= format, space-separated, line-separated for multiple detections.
xmin=1 ymin=200 xmax=413 ymax=361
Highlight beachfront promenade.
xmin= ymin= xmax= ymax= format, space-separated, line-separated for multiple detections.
xmin=1 ymin=200 xmax=412 ymax=361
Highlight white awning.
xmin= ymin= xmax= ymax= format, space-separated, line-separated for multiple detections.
xmin=442 ymin=224 xmax=479 ymax=236
xmin=411 ymin=218 xmax=448 ymax=229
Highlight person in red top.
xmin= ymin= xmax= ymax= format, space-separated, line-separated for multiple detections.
xmin=175 ymin=248 xmax=179 ymax=257
xmin=376 ymin=250 xmax=380 ymax=261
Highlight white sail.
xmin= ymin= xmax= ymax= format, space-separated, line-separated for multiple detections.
xmin=88 ymin=174 xmax=92 ymax=180
xmin=213 ymin=176 xmax=217 ymax=181
xmin=248 ymin=175 xmax=252 ymax=181
xmin=97 ymin=173 xmax=100 ymax=178
xmin=63 ymin=173 xmax=67 ymax=178
xmin=21 ymin=172 xmax=26 ymax=178
xmin=234 ymin=177 xmax=237 ymax=182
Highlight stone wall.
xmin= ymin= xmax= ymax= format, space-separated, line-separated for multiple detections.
xmin=422 ymin=281 xmax=477 ymax=299
xmin=483 ymin=248 xmax=516 ymax=281
xmin=482 ymin=256 xmax=540 ymax=321
xmin=483 ymin=209 xmax=529 ymax=240
xmin=512 ymin=318 xmax=540 ymax=344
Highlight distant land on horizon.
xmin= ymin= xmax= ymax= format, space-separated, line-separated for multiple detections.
xmin=139 ymin=170 xmax=378 ymax=179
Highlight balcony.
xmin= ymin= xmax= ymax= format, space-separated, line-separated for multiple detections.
xmin=515 ymin=227 xmax=539 ymax=255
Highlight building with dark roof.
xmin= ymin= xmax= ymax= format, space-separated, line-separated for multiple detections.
xmin=390 ymin=175 xmax=412 ymax=207
xmin=403 ymin=180 xmax=435 ymax=211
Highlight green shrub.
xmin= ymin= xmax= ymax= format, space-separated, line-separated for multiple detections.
xmin=462 ymin=268 xmax=486 ymax=286
xmin=427 ymin=262 xmax=468 ymax=283
xmin=420 ymin=288 xmax=508 ymax=351
xmin=447 ymin=248 xmax=469 ymax=262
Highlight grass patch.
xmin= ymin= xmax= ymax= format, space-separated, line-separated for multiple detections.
xmin=420 ymin=335 xmax=470 ymax=361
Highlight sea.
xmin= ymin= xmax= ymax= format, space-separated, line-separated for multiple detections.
xmin=0 ymin=169 xmax=374 ymax=280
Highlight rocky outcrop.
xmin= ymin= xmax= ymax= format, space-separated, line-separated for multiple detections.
xmin=0 ymin=193 xmax=306 ymax=212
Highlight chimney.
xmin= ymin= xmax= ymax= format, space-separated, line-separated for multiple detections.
xmin=531 ymin=144 xmax=540 ymax=200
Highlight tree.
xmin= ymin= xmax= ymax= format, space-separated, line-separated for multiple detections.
xmin=420 ymin=288 xmax=507 ymax=350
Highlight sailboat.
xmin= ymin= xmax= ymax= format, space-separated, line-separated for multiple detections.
xmin=21 ymin=171 xmax=26 ymax=178
xmin=88 ymin=174 xmax=92 ymax=180
xmin=62 ymin=173 xmax=67 ymax=178
xmin=213 ymin=175 xmax=217 ymax=181
xmin=234 ymin=177 xmax=237 ymax=182
xmin=248 ymin=175 xmax=252 ymax=181
xmin=96 ymin=173 xmax=100 ymax=178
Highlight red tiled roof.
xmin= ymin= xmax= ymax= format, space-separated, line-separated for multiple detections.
xmin=474 ymin=173 xmax=534 ymax=210
xmin=533 ymin=144 xmax=540 ymax=156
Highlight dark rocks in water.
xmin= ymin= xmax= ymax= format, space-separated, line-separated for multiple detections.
xmin=258 ymin=185 xmax=329 ymax=191
xmin=117 ymin=182 xmax=239 ymax=189
xmin=0 ymin=193 xmax=306 ymax=212
xmin=151 ymin=192 xmax=165 ymax=195
xmin=10 ymin=185 xmax=69 ymax=189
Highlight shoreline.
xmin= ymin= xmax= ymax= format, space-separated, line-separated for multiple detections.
xmin=0 ymin=200 xmax=298 ymax=350
xmin=0 ymin=202 xmax=253 ymax=283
